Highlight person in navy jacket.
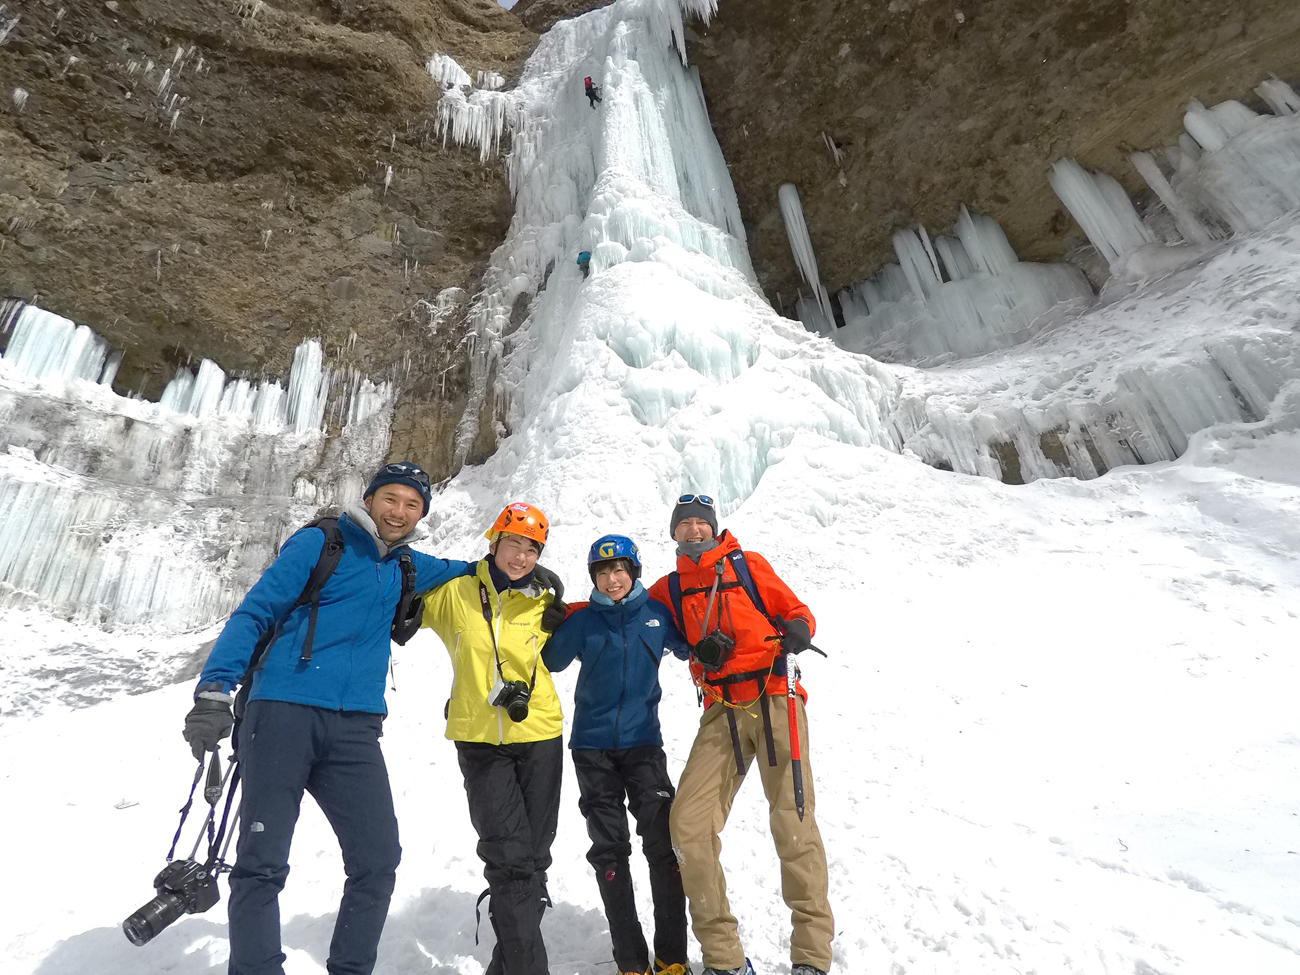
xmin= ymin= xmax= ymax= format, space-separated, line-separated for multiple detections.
xmin=542 ymin=535 xmax=691 ymax=975
xmin=183 ymin=461 xmax=472 ymax=975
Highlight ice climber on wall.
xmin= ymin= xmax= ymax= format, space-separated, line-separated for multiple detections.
xmin=649 ymin=495 xmax=834 ymax=975
xmin=585 ymin=75 xmax=602 ymax=108
xmin=183 ymin=461 xmax=472 ymax=975
xmin=419 ymin=502 xmax=569 ymax=975
xmin=542 ymin=534 xmax=692 ymax=975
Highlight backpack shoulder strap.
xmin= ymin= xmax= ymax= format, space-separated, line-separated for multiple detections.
xmin=390 ymin=548 xmax=423 ymax=646
xmin=233 ymin=517 xmax=345 ymax=724
xmin=667 ymin=572 xmax=684 ymax=629
xmin=296 ymin=517 xmax=345 ymax=662
xmin=725 ymin=550 xmax=772 ymax=621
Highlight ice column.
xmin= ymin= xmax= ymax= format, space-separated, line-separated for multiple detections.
xmin=1128 ymin=150 xmax=1213 ymax=244
xmin=778 ymin=182 xmax=835 ymax=335
xmin=1049 ymin=158 xmax=1155 ymax=272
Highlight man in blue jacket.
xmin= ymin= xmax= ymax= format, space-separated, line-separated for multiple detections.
xmin=183 ymin=461 xmax=472 ymax=975
xmin=542 ymin=535 xmax=691 ymax=975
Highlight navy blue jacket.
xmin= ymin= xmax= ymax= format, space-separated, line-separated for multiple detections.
xmin=197 ymin=511 xmax=472 ymax=713
xmin=541 ymin=582 xmax=689 ymax=750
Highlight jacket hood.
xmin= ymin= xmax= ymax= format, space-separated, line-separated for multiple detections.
xmin=589 ymin=580 xmax=647 ymax=610
xmin=343 ymin=503 xmax=427 ymax=558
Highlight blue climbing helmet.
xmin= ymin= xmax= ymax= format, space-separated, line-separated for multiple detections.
xmin=587 ymin=534 xmax=642 ymax=581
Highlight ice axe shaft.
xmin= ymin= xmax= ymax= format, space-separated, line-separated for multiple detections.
xmin=786 ymin=659 xmax=805 ymax=821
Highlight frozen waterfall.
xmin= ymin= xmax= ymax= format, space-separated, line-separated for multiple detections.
xmin=0 ymin=300 xmax=395 ymax=630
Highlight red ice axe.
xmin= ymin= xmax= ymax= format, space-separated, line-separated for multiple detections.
xmin=786 ymin=657 xmax=805 ymax=821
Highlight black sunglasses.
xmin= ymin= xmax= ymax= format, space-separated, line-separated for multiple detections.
xmin=677 ymin=494 xmax=715 ymax=506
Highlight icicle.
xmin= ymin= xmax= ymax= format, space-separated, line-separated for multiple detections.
xmin=477 ymin=70 xmax=505 ymax=91
xmin=1184 ymin=99 xmax=1229 ymax=152
xmin=1049 ymin=158 xmax=1154 ymax=271
xmin=426 ymin=53 xmax=472 ymax=90
xmin=1256 ymin=77 xmax=1300 ymax=117
xmin=1129 ymin=151 xmax=1213 ymax=244
xmin=285 ymin=339 xmax=330 ymax=434
xmin=778 ymin=183 xmax=835 ymax=330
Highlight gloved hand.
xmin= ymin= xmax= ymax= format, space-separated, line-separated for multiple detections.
xmin=540 ymin=599 xmax=569 ymax=633
xmin=531 ymin=564 xmax=565 ymax=601
xmin=774 ymin=616 xmax=812 ymax=654
xmin=183 ymin=685 xmax=234 ymax=761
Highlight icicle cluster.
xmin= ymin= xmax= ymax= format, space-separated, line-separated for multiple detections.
xmin=834 ymin=208 xmax=1093 ymax=363
xmin=1052 ymin=77 xmax=1300 ymax=276
xmin=426 ymin=53 xmax=472 ymax=90
xmin=0 ymin=301 xmax=396 ymax=630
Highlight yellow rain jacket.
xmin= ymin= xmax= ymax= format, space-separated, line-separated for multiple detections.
xmin=421 ymin=559 xmax=563 ymax=744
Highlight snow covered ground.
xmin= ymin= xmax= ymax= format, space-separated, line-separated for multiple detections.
xmin=2 ymin=0 xmax=1299 ymax=973
xmin=3 ymin=414 xmax=1299 ymax=975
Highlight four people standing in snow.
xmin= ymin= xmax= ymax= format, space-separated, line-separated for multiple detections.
xmin=183 ymin=476 xmax=832 ymax=975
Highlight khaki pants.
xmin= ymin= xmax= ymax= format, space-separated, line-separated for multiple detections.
xmin=669 ymin=695 xmax=833 ymax=971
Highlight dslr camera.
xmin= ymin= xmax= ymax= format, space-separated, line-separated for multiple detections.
xmin=488 ymin=677 xmax=532 ymax=723
xmin=123 ymin=858 xmax=220 ymax=946
xmin=692 ymin=630 xmax=735 ymax=671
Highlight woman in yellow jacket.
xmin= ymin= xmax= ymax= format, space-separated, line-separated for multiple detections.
xmin=421 ymin=502 xmax=568 ymax=975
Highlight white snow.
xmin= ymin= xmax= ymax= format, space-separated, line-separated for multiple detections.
xmin=1 ymin=3 xmax=1299 ymax=975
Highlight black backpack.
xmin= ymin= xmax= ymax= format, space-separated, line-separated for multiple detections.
xmin=232 ymin=516 xmax=423 ymax=719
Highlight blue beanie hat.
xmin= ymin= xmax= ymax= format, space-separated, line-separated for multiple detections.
xmin=364 ymin=461 xmax=432 ymax=516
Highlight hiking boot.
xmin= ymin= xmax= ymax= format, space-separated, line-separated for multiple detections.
xmin=655 ymin=964 xmax=692 ymax=975
xmin=790 ymin=966 xmax=827 ymax=975
xmin=701 ymin=960 xmax=754 ymax=975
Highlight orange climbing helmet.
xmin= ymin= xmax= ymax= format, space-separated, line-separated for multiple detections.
xmin=485 ymin=502 xmax=550 ymax=549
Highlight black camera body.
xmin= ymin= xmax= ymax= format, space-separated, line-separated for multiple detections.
xmin=488 ymin=677 xmax=532 ymax=723
xmin=123 ymin=858 xmax=221 ymax=946
xmin=693 ymin=630 xmax=735 ymax=671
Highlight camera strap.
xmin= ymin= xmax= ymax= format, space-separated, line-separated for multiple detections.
xmin=479 ymin=581 xmax=538 ymax=691
xmin=165 ymin=759 xmax=206 ymax=862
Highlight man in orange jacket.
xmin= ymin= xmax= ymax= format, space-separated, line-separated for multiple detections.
xmin=648 ymin=496 xmax=833 ymax=975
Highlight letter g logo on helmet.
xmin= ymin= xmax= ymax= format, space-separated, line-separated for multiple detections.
xmin=598 ymin=541 xmax=617 ymax=558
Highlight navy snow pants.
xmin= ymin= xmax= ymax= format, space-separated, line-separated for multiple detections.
xmin=573 ymin=746 xmax=688 ymax=973
xmin=228 ymin=700 xmax=401 ymax=975
xmin=456 ymin=737 xmax=564 ymax=975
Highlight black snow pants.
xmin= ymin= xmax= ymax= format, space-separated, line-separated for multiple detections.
xmin=573 ymin=745 xmax=688 ymax=974
xmin=456 ymin=737 xmax=564 ymax=975
xmin=228 ymin=700 xmax=401 ymax=975
xmin=586 ymin=86 xmax=602 ymax=108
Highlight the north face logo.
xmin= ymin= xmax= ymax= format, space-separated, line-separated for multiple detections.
xmin=645 ymin=619 xmax=661 ymax=627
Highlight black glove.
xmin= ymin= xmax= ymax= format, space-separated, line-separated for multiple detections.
xmin=183 ymin=685 xmax=234 ymax=761
xmin=532 ymin=564 xmax=565 ymax=602
xmin=540 ymin=599 xmax=569 ymax=633
xmin=774 ymin=616 xmax=812 ymax=654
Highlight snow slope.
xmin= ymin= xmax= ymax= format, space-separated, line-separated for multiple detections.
xmin=2 ymin=0 xmax=1299 ymax=973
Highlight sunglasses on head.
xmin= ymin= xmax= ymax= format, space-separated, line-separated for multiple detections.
xmin=380 ymin=463 xmax=431 ymax=488
xmin=677 ymin=494 xmax=715 ymax=506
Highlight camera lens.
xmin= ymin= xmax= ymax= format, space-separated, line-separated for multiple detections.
xmin=506 ymin=697 xmax=530 ymax=723
xmin=123 ymin=891 xmax=186 ymax=946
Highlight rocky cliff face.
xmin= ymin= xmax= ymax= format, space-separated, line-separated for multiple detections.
xmin=685 ymin=0 xmax=1300 ymax=311
xmin=0 ymin=0 xmax=534 ymax=478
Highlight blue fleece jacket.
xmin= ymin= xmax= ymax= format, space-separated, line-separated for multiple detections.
xmin=197 ymin=511 xmax=472 ymax=713
xmin=541 ymin=581 xmax=689 ymax=750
